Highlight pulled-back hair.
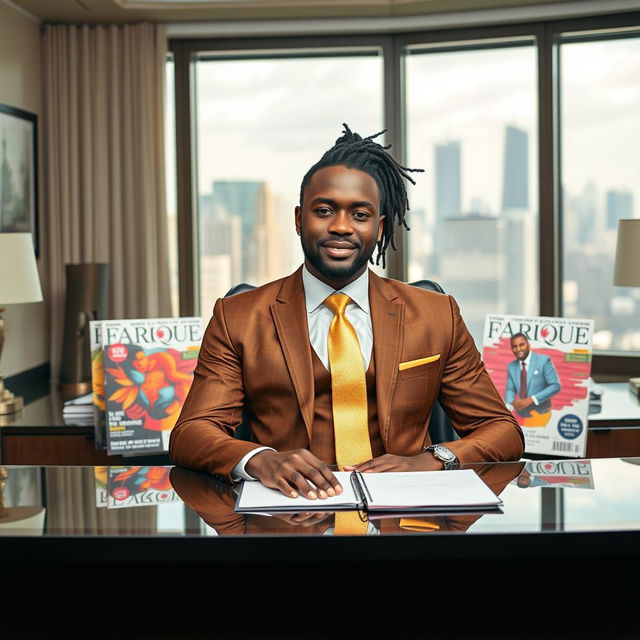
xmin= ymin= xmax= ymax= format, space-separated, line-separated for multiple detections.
xmin=299 ymin=123 xmax=424 ymax=268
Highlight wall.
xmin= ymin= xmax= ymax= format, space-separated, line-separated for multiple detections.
xmin=0 ymin=1 xmax=47 ymax=377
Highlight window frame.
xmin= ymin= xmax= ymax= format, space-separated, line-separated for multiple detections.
xmin=169 ymin=10 xmax=640 ymax=378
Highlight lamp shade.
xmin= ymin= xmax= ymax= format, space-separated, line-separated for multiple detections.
xmin=0 ymin=233 xmax=42 ymax=305
xmin=614 ymin=219 xmax=640 ymax=287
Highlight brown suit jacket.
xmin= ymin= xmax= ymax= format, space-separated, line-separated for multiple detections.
xmin=169 ymin=266 xmax=524 ymax=479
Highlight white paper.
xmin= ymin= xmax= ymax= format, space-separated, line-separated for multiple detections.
xmin=363 ymin=469 xmax=501 ymax=510
xmin=236 ymin=471 xmax=359 ymax=512
xmin=235 ymin=469 xmax=501 ymax=513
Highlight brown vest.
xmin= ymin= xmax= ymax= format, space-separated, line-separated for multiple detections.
xmin=309 ymin=349 xmax=385 ymax=465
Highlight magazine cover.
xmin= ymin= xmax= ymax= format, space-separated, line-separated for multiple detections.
xmin=482 ymin=314 xmax=594 ymax=457
xmin=94 ymin=466 xmax=108 ymax=508
xmin=512 ymin=459 xmax=595 ymax=489
xmin=89 ymin=320 xmax=107 ymax=449
xmin=102 ymin=316 xmax=203 ymax=455
xmin=107 ymin=466 xmax=179 ymax=509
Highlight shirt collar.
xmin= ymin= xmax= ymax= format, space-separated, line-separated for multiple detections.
xmin=522 ymin=350 xmax=533 ymax=367
xmin=302 ymin=265 xmax=370 ymax=314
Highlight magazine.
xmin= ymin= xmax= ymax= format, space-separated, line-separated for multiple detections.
xmin=89 ymin=320 xmax=107 ymax=449
xmin=512 ymin=459 xmax=595 ymax=489
xmin=482 ymin=314 xmax=594 ymax=457
xmin=101 ymin=316 xmax=203 ymax=455
xmin=107 ymin=466 xmax=180 ymax=509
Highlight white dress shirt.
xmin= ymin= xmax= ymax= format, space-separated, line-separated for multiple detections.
xmin=231 ymin=266 xmax=373 ymax=481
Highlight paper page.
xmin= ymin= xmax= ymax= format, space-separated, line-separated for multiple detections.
xmin=236 ymin=471 xmax=359 ymax=512
xmin=363 ymin=469 xmax=501 ymax=510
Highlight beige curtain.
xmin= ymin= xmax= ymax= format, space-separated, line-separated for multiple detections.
xmin=42 ymin=23 xmax=172 ymax=381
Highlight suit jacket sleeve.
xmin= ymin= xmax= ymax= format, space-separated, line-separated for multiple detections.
xmin=169 ymin=298 xmax=263 ymax=480
xmin=437 ymin=296 xmax=525 ymax=463
xmin=534 ymin=355 xmax=561 ymax=404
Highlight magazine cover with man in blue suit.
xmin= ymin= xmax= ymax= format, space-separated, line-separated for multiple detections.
xmin=482 ymin=314 xmax=594 ymax=457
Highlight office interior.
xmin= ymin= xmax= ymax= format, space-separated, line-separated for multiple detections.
xmin=0 ymin=1 xmax=639 ymax=636
xmin=3 ymin=0 xmax=640 ymax=393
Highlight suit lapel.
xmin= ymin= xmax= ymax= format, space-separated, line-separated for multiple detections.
xmin=369 ymin=271 xmax=404 ymax=447
xmin=270 ymin=267 xmax=314 ymax=440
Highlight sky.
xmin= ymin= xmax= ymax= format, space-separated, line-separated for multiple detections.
xmin=165 ymin=35 xmax=640 ymax=226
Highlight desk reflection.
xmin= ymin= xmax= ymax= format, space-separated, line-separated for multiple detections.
xmin=169 ymin=461 xmax=524 ymax=536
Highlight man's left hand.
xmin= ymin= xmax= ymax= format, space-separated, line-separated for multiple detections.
xmin=513 ymin=397 xmax=535 ymax=412
xmin=343 ymin=452 xmax=443 ymax=473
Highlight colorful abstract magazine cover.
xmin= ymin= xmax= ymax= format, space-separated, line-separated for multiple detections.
xmin=512 ymin=459 xmax=595 ymax=489
xmin=102 ymin=316 xmax=203 ymax=455
xmin=94 ymin=466 xmax=108 ymax=508
xmin=107 ymin=466 xmax=179 ymax=509
xmin=89 ymin=320 xmax=107 ymax=450
xmin=482 ymin=314 xmax=594 ymax=457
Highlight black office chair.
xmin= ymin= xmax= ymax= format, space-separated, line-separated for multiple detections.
xmin=224 ymin=278 xmax=457 ymax=445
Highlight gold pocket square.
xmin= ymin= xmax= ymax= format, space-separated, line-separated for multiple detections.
xmin=398 ymin=354 xmax=440 ymax=371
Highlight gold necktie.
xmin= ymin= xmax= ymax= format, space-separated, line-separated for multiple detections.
xmin=324 ymin=293 xmax=372 ymax=469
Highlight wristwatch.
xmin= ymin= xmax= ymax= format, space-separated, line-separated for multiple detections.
xmin=423 ymin=444 xmax=459 ymax=470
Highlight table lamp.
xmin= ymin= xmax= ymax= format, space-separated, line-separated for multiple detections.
xmin=0 ymin=233 xmax=43 ymax=415
xmin=613 ymin=219 xmax=640 ymax=396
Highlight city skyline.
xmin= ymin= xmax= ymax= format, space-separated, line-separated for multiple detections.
xmin=163 ymin=37 xmax=640 ymax=351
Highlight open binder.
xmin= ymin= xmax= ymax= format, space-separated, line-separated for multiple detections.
xmin=235 ymin=469 xmax=503 ymax=514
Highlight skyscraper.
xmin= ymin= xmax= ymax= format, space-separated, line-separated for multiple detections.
xmin=501 ymin=125 xmax=528 ymax=212
xmin=606 ymin=189 xmax=634 ymax=230
xmin=441 ymin=214 xmax=506 ymax=343
xmin=209 ymin=180 xmax=275 ymax=285
xmin=435 ymin=141 xmax=461 ymax=220
xmin=500 ymin=125 xmax=535 ymax=316
xmin=434 ymin=141 xmax=461 ymax=275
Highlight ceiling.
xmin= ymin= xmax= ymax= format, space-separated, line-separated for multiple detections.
xmin=8 ymin=0 xmax=604 ymax=24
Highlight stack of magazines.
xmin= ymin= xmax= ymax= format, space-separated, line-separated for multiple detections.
xmin=62 ymin=392 xmax=94 ymax=425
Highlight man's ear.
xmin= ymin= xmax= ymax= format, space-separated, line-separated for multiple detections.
xmin=377 ymin=215 xmax=386 ymax=243
xmin=295 ymin=205 xmax=301 ymax=235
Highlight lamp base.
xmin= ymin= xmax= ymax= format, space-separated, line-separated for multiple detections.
xmin=60 ymin=381 xmax=92 ymax=400
xmin=0 ymin=377 xmax=24 ymax=416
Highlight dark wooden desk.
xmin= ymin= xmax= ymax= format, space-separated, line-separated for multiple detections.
xmin=0 ymin=389 xmax=171 ymax=465
xmin=1 ymin=458 xmax=638 ymax=638
xmin=585 ymin=382 xmax=640 ymax=458
xmin=1 ymin=382 xmax=638 ymax=464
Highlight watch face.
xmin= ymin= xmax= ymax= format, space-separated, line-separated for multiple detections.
xmin=435 ymin=446 xmax=455 ymax=462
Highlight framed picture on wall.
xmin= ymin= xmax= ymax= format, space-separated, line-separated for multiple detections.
xmin=0 ymin=103 xmax=38 ymax=256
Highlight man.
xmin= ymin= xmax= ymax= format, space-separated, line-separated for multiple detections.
xmin=505 ymin=332 xmax=561 ymax=427
xmin=170 ymin=124 xmax=524 ymax=500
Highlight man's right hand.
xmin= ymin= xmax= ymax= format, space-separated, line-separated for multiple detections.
xmin=245 ymin=449 xmax=343 ymax=500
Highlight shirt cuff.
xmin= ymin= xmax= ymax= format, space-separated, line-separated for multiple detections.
xmin=531 ymin=395 xmax=539 ymax=405
xmin=231 ymin=447 xmax=276 ymax=482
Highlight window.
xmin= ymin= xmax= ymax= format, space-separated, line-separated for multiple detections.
xmin=405 ymin=40 xmax=538 ymax=343
xmin=559 ymin=31 xmax=640 ymax=353
xmin=192 ymin=50 xmax=384 ymax=317
xmin=169 ymin=12 xmax=640 ymax=373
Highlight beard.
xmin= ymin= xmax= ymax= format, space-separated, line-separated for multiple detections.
xmin=300 ymin=234 xmax=375 ymax=284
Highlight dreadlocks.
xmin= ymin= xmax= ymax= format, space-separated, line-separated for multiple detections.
xmin=299 ymin=123 xmax=424 ymax=269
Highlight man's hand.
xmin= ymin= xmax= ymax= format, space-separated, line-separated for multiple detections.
xmin=343 ymin=452 xmax=444 ymax=473
xmin=513 ymin=397 xmax=535 ymax=412
xmin=245 ymin=449 xmax=343 ymax=499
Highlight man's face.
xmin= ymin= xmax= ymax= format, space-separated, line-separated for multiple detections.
xmin=511 ymin=336 xmax=530 ymax=361
xmin=295 ymin=165 xmax=385 ymax=289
